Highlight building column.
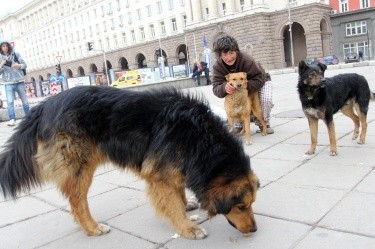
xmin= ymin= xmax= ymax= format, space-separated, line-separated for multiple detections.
xmin=225 ymin=0 xmax=236 ymax=15
xmin=208 ymin=0 xmax=218 ymax=19
xmin=191 ymin=0 xmax=203 ymax=22
xmin=185 ymin=0 xmax=193 ymax=24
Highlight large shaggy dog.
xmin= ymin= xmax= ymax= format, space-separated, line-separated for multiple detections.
xmin=0 ymin=86 xmax=259 ymax=239
xmin=298 ymin=60 xmax=375 ymax=156
xmin=224 ymin=72 xmax=267 ymax=145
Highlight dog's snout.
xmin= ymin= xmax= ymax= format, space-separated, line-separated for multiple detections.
xmin=321 ymin=78 xmax=326 ymax=83
xmin=250 ymin=226 xmax=257 ymax=233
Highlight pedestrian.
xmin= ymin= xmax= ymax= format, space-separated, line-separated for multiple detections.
xmin=191 ymin=59 xmax=202 ymax=86
xmin=0 ymin=41 xmax=29 ymax=126
xmin=200 ymin=61 xmax=212 ymax=85
xmin=211 ymin=35 xmax=274 ymax=134
xmin=358 ymin=50 xmax=363 ymax=61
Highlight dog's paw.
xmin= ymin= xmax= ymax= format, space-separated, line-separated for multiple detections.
xmin=352 ymin=131 xmax=359 ymax=140
xmin=186 ymin=196 xmax=199 ymax=211
xmin=245 ymin=141 xmax=252 ymax=145
xmin=357 ymin=140 xmax=365 ymax=145
xmin=182 ymin=226 xmax=207 ymax=240
xmin=330 ymin=150 xmax=338 ymax=156
xmin=305 ymin=150 xmax=315 ymax=155
xmin=88 ymin=223 xmax=111 ymax=236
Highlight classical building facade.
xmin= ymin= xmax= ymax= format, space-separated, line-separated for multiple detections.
xmin=0 ymin=0 xmax=333 ymax=83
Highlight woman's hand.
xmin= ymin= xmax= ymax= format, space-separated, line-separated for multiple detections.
xmin=12 ymin=63 xmax=21 ymax=70
xmin=225 ymin=82 xmax=236 ymax=94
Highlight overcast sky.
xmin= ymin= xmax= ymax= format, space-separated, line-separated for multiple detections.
xmin=0 ymin=0 xmax=34 ymax=18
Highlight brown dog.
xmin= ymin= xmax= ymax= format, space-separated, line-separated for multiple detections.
xmin=224 ymin=72 xmax=267 ymax=145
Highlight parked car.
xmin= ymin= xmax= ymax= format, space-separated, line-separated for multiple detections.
xmin=345 ymin=53 xmax=360 ymax=63
xmin=304 ymin=57 xmax=319 ymax=65
xmin=320 ymin=55 xmax=339 ymax=65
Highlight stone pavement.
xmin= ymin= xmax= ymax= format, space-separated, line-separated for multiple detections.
xmin=1 ymin=65 xmax=375 ymax=249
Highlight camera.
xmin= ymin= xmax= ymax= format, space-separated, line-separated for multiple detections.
xmin=4 ymin=60 xmax=12 ymax=67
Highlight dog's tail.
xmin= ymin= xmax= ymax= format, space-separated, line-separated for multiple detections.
xmin=0 ymin=104 xmax=44 ymax=199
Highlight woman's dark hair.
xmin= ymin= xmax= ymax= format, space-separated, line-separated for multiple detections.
xmin=0 ymin=41 xmax=13 ymax=55
xmin=213 ymin=36 xmax=239 ymax=58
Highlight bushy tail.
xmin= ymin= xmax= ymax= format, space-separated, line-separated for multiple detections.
xmin=0 ymin=104 xmax=44 ymax=198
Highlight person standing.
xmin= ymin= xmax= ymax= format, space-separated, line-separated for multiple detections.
xmin=0 ymin=41 xmax=29 ymax=126
xmin=211 ymin=35 xmax=274 ymax=134
xmin=191 ymin=60 xmax=203 ymax=86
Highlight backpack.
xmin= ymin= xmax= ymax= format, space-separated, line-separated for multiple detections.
xmin=13 ymin=53 xmax=27 ymax=76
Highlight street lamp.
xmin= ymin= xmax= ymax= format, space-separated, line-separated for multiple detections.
xmin=87 ymin=42 xmax=110 ymax=85
xmin=287 ymin=2 xmax=295 ymax=68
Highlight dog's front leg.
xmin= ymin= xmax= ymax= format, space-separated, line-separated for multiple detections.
xmin=146 ymin=180 xmax=207 ymax=239
xmin=306 ymin=117 xmax=319 ymax=155
xmin=325 ymin=120 xmax=338 ymax=156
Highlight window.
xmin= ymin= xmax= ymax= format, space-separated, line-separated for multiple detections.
xmin=150 ymin=24 xmax=155 ymax=37
xmin=106 ymin=37 xmax=110 ymax=50
xmin=103 ymin=21 xmax=107 ymax=32
xmin=343 ymin=41 xmax=369 ymax=57
xmin=240 ymin=0 xmax=245 ymax=11
xmin=160 ymin=21 xmax=166 ymax=34
xmin=183 ymin=15 xmax=187 ymax=27
xmin=171 ymin=18 xmax=177 ymax=32
xmin=157 ymin=1 xmax=162 ymax=13
xmin=93 ymin=9 xmax=97 ymax=18
xmin=131 ymin=30 xmax=136 ymax=42
xmin=206 ymin=8 xmax=209 ymax=18
xmin=346 ymin=21 xmax=367 ymax=36
xmin=146 ymin=5 xmax=152 ymax=16
xmin=89 ymin=26 xmax=93 ymax=36
xmin=107 ymin=2 xmax=112 ymax=12
xmin=361 ymin=0 xmax=369 ymax=8
xmin=101 ymin=5 xmax=105 ymax=16
xmin=140 ymin=27 xmax=145 ymax=40
xmin=137 ymin=9 xmax=141 ymax=20
xmin=168 ymin=0 xmax=174 ymax=9
xmin=180 ymin=0 xmax=185 ymax=6
xmin=222 ymin=3 xmax=226 ymax=15
xmin=341 ymin=0 xmax=348 ymax=12
xmin=96 ymin=23 xmax=100 ymax=34
xmin=111 ymin=18 xmax=115 ymax=29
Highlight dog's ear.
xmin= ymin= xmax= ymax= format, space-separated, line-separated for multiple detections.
xmin=298 ymin=60 xmax=308 ymax=76
xmin=225 ymin=74 xmax=231 ymax=81
xmin=317 ymin=62 xmax=327 ymax=72
xmin=242 ymin=72 xmax=247 ymax=79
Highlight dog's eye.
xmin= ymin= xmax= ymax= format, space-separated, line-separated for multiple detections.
xmin=237 ymin=204 xmax=248 ymax=211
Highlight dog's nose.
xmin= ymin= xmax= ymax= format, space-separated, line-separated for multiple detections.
xmin=236 ymin=84 xmax=242 ymax=88
xmin=250 ymin=226 xmax=257 ymax=233
xmin=321 ymin=78 xmax=326 ymax=83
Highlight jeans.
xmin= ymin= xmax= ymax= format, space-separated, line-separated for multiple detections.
xmin=5 ymin=82 xmax=30 ymax=120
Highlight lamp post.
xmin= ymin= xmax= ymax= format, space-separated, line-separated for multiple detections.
xmin=87 ymin=42 xmax=110 ymax=85
xmin=287 ymin=2 xmax=295 ymax=68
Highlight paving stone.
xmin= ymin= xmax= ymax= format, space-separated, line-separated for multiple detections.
xmin=254 ymin=182 xmax=347 ymax=224
xmin=355 ymin=169 xmax=375 ymax=194
xmin=165 ymin=215 xmax=310 ymax=249
xmin=318 ymin=192 xmax=375 ymax=237
xmin=279 ymin=162 xmax=371 ymax=190
xmin=0 ymin=210 xmax=79 ymax=249
xmin=0 ymin=196 xmax=56 ymax=227
xmin=108 ymin=203 xmax=207 ymax=244
xmin=250 ymin=158 xmax=301 ymax=182
xmin=294 ymin=227 xmax=375 ymax=249
xmin=38 ymin=228 xmax=158 ymax=249
xmin=94 ymin=169 xmax=140 ymax=187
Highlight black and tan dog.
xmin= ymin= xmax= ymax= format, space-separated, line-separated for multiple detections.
xmin=225 ymin=72 xmax=267 ymax=145
xmin=298 ymin=60 xmax=375 ymax=155
xmin=0 ymin=86 xmax=259 ymax=239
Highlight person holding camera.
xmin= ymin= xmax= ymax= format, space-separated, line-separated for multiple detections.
xmin=0 ymin=41 xmax=29 ymax=126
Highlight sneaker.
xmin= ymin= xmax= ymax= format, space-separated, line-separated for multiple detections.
xmin=7 ymin=119 xmax=16 ymax=126
xmin=256 ymin=125 xmax=274 ymax=134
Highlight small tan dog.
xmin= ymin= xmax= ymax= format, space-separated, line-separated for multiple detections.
xmin=224 ymin=72 xmax=267 ymax=145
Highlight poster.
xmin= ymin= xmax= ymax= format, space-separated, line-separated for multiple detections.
xmin=67 ymin=76 xmax=91 ymax=89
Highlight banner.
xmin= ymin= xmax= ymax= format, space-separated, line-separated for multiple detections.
xmin=67 ymin=76 xmax=91 ymax=89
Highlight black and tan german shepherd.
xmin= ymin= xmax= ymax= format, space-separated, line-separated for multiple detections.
xmin=0 ymin=86 xmax=259 ymax=239
xmin=298 ymin=60 xmax=374 ymax=156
